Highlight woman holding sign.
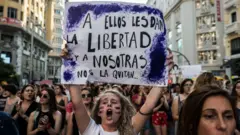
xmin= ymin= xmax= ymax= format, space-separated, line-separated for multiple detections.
xmin=62 ymin=49 xmax=174 ymax=135
xmin=68 ymin=85 xmax=163 ymax=135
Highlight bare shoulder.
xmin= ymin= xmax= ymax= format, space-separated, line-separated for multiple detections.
xmin=54 ymin=110 xmax=62 ymax=117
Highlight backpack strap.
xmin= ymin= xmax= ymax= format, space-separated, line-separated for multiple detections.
xmin=33 ymin=111 xmax=39 ymax=128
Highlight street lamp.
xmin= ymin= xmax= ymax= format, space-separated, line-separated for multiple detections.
xmin=171 ymin=50 xmax=191 ymax=65
xmin=29 ymin=23 xmax=42 ymax=82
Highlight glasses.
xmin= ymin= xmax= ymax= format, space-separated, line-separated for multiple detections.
xmin=40 ymin=94 xmax=49 ymax=99
xmin=184 ymin=84 xmax=192 ymax=87
xmin=82 ymin=94 xmax=91 ymax=98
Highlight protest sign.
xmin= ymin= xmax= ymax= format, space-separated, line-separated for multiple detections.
xmin=180 ymin=65 xmax=202 ymax=79
xmin=61 ymin=2 xmax=168 ymax=86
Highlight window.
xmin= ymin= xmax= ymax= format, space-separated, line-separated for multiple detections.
xmin=42 ymin=51 xmax=45 ymax=57
xmin=31 ymin=12 xmax=34 ymax=20
xmin=32 ymin=0 xmax=34 ymax=6
xmin=36 ymin=2 xmax=39 ymax=12
xmin=8 ymin=7 xmax=17 ymax=19
xmin=0 ymin=6 xmax=3 ymax=17
xmin=54 ymin=37 xmax=63 ymax=44
xmin=231 ymin=38 xmax=240 ymax=55
xmin=48 ymin=66 xmax=54 ymax=76
xmin=11 ymin=0 xmax=19 ymax=3
xmin=196 ymin=0 xmax=201 ymax=9
xmin=177 ymin=39 xmax=183 ymax=52
xmin=1 ymin=34 xmax=13 ymax=42
xmin=168 ymin=31 xmax=172 ymax=39
xmin=176 ymin=24 xmax=182 ymax=33
xmin=0 ymin=51 xmax=12 ymax=64
xmin=231 ymin=12 xmax=237 ymax=23
xmin=55 ymin=28 xmax=63 ymax=33
xmin=168 ymin=44 xmax=173 ymax=50
xmin=21 ymin=11 xmax=23 ymax=21
xmin=54 ymin=18 xmax=61 ymax=24
xmin=198 ymin=50 xmax=217 ymax=64
xmin=54 ymin=9 xmax=61 ymax=15
xmin=21 ymin=0 xmax=24 ymax=4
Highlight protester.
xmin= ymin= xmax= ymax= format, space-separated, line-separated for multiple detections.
xmin=11 ymin=84 xmax=39 ymax=135
xmin=0 ymin=84 xmax=8 ymax=111
xmin=0 ymin=111 xmax=19 ymax=135
xmin=178 ymin=85 xmax=239 ymax=135
xmin=164 ymin=86 xmax=175 ymax=135
xmin=68 ymin=84 xmax=163 ymax=135
xmin=225 ymin=80 xmax=232 ymax=94
xmin=152 ymin=88 xmax=169 ymax=135
xmin=193 ymin=72 xmax=216 ymax=91
xmin=67 ymin=88 xmax=94 ymax=135
xmin=172 ymin=83 xmax=180 ymax=97
xmin=55 ymin=84 xmax=68 ymax=134
xmin=231 ymin=80 xmax=240 ymax=130
xmin=3 ymin=84 xmax=20 ymax=115
xmin=27 ymin=88 xmax=62 ymax=135
xmin=172 ymin=79 xmax=193 ymax=134
xmin=34 ymin=84 xmax=41 ymax=103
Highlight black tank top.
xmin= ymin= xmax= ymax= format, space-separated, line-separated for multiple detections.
xmin=72 ymin=113 xmax=79 ymax=135
xmin=35 ymin=110 xmax=55 ymax=135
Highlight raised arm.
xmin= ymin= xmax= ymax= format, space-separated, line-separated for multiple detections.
xmin=69 ymin=85 xmax=90 ymax=134
xmin=132 ymin=86 xmax=163 ymax=134
xmin=67 ymin=112 xmax=74 ymax=135
xmin=171 ymin=96 xmax=179 ymax=121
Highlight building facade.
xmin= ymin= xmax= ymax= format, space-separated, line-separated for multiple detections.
xmin=147 ymin=0 xmax=225 ymax=75
xmin=0 ymin=0 xmax=52 ymax=86
xmin=147 ymin=0 xmax=197 ymax=66
xmin=47 ymin=0 xmax=65 ymax=83
xmin=223 ymin=0 xmax=240 ymax=79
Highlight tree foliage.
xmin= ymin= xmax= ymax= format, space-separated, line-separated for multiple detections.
xmin=0 ymin=58 xmax=19 ymax=86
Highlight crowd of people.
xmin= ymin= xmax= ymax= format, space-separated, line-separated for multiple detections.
xmin=0 ymin=71 xmax=240 ymax=135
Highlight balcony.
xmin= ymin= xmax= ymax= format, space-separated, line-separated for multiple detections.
xmin=201 ymin=5 xmax=211 ymax=14
xmin=224 ymin=0 xmax=239 ymax=10
xmin=225 ymin=22 xmax=240 ymax=35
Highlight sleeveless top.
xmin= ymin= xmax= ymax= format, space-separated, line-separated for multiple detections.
xmin=34 ymin=110 xmax=55 ymax=135
xmin=11 ymin=101 xmax=39 ymax=135
xmin=72 ymin=113 xmax=79 ymax=135
xmin=5 ymin=97 xmax=20 ymax=114
xmin=175 ymin=95 xmax=185 ymax=135
xmin=236 ymin=108 xmax=240 ymax=130
xmin=57 ymin=98 xmax=66 ymax=129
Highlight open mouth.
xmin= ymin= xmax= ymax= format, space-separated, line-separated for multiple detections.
xmin=106 ymin=109 xmax=113 ymax=119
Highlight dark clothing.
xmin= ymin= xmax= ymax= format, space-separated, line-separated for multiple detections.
xmin=34 ymin=110 xmax=55 ymax=135
xmin=57 ymin=99 xmax=66 ymax=129
xmin=0 ymin=112 xmax=19 ymax=135
xmin=11 ymin=101 xmax=39 ymax=135
xmin=0 ymin=94 xmax=7 ymax=111
xmin=72 ymin=114 xmax=79 ymax=135
xmin=237 ymin=108 xmax=240 ymax=130
xmin=156 ymin=100 xmax=168 ymax=112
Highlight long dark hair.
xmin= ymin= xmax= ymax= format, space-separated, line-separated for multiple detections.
xmin=231 ymin=80 xmax=240 ymax=98
xmin=55 ymin=84 xmax=66 ymax=95
xmin=21 ymin=84 xmax=35 ymax=101
xmin=178 ymin=85 xmax=237 ymax=135
xmin=81 ymin=88 xmax=94 ymax=110
xmin=41 ymin=88 xmax=57 ymax=113
xmin=180 ymin=79 xmax=193 ymax=94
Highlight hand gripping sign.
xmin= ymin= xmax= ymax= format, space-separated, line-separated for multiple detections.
xmin=62 ymin=2 xmax=168 ymax=86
